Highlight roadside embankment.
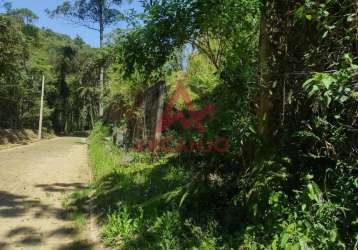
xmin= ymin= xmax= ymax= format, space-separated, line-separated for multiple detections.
xmin=0 ymin=128 xmax=54 ymax=150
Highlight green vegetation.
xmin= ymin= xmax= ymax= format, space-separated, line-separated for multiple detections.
xmin=78 ymin=123 xmax=236 ymax=249
xmin=0 ymin=3 xmax=100 ymax=132
xmin=83 ymin=0 xmax=357 ymax=249
xmin=1 ymin=0 xmax=357 ymax=249
xmin=70 ymin=118 xmax=357 ymax=249
xmin=47 ymin=0 xmax=131 ymax=116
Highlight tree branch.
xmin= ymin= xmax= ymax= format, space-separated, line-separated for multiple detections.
xmin=55 ymin=15 xmax=100 ymax=31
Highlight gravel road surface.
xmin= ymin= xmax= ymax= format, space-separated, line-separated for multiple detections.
xmin=0 ymin=137 xmax=100 ymax=250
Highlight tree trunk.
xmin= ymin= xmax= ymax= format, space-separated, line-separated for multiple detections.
xmin=257 ymin=0 xmax=292 ymax=143
xmin=99 ymin=4 xmax=104 ymax=117
xmin=257 ymin=2 xmax=272 ymax=138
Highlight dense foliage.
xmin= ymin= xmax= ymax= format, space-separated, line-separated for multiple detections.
xmin=1 ymin=0 xmax=357 ymax=249
xmin=0 ymin=4 xmax=102 ymax=132
xmin=93 ymin=0 xmax=357 ymax=249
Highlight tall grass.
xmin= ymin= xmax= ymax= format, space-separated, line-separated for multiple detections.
xmin=88 ymin=124 xmax=121 ymax=180
xmin=85 ymin=123 xmax=223 ymax=250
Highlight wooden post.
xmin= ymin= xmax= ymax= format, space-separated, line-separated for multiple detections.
xmin=38 ymin=75 xmax=45 ymax=140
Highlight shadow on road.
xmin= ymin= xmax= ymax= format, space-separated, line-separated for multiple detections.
xmin=0 ymin=182 xmax=93 ymax=249
xmin=35 ymin=183 xmax=87 ymax=193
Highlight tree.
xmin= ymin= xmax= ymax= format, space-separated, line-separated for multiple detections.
xmin=47 ymin=0 xmax=130 ymax=116
xmin=9 ymin=8 xmax=39 ymax=24
xmin=117 ymin=0 xmax=259 ymax=82
xmin=257 ymin=0 xmax=300 ymax=141
xmin=0 ymin=2 xmax=39 ymax=24
xmin=0 ymin=1 xmax=12 ymax=13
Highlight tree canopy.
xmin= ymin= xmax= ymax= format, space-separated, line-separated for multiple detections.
xmin=0 ymin=0 xmax=357 ymax=248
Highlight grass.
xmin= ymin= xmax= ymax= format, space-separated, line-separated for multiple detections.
xmin=69 ymin=123 xmax=358 ymax=250
xmin=63 ymin=188 xmax=90 ymax=229
xmin=88 ymin=125 xmax=188 ymax=249
xmin=64 ymin=124 xmax=231 ymax=250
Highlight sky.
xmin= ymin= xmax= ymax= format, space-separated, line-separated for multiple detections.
xmin=3 ymin=0 xmax=143 ymax=47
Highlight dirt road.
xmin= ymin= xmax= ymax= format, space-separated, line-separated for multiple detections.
xmin=0 ymin=137 xmax=98 ymax=250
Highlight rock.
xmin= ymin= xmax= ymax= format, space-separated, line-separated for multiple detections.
xmin=119 ymin=155 xmax=134 ymax=167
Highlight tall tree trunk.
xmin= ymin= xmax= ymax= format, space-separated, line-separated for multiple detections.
xmin=99 ymin=4 xmax=104 ymax=117
xmin=257 ymin=0 xmax=293 ymax=143
xmin=257 ymin=2 xmax=272 ymax=138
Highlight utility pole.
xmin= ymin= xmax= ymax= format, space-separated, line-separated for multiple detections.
xmin=38 ymin=75 xmax=45 ymax=140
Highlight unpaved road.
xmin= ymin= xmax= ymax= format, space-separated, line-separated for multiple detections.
xmin=0 ymin=137 xmax=98 ymax=250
